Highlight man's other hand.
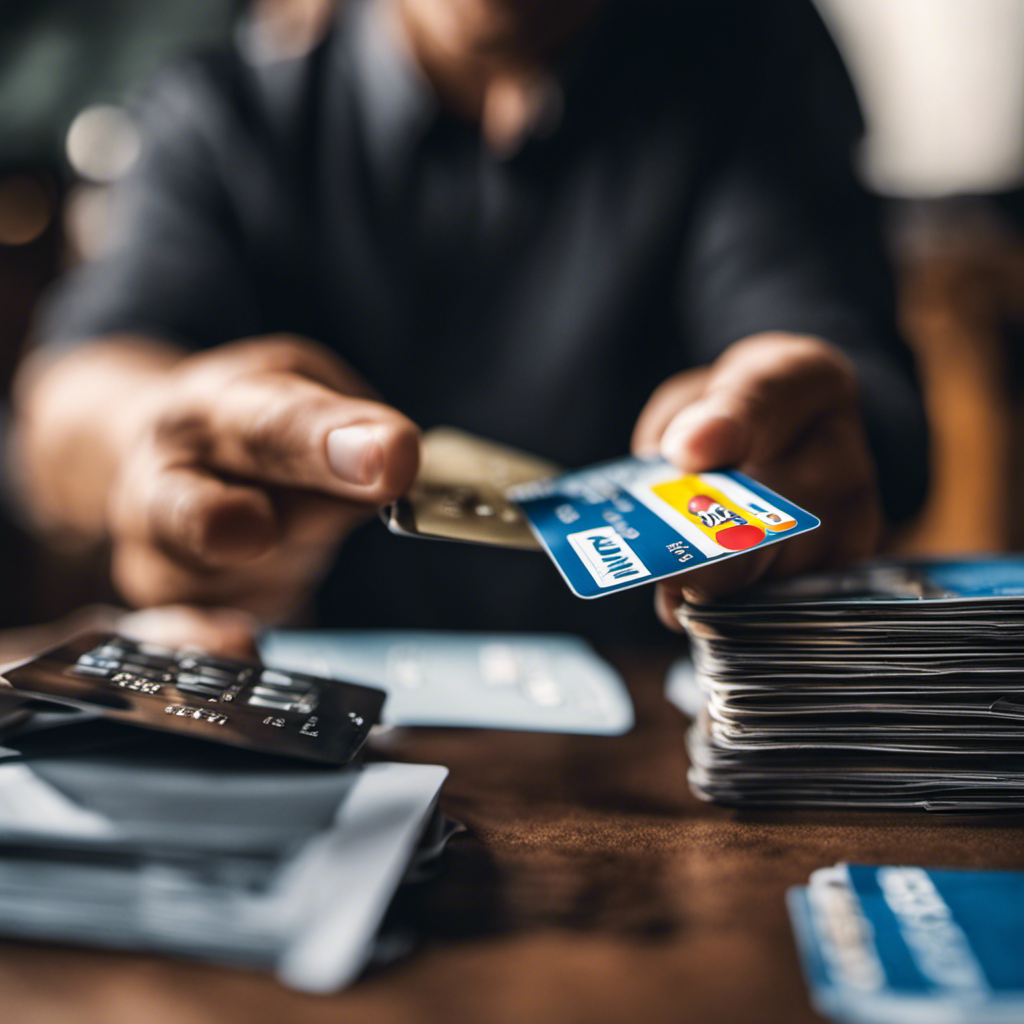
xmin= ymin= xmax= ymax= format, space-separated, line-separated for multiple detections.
xmin=104 ymin=336 xmax=419 ymax=620
xmin=632 ymin=333 xmax=882 ymax=630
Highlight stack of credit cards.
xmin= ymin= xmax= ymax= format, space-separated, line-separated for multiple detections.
xmin=0 ymin=714 xmax=449 ymax=992
xmin=385 ymin=428 xmax=819 ymax=599
xmin=681 ymin=558 xmax=1024 ymax=810
xmin=789 ymin=863 xmax=1024 ymax=1024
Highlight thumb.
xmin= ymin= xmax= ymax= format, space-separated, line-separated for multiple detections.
xmin=195 ymin=370 xmax=421 ymax=503
xmin=659 ymin=334 xmax=858 ymax=473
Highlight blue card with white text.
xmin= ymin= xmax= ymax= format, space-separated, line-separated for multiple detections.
xmin=508 ymin=456 xmax=819 ymax=599
xmin=789 ymin=865 xmax=1024 ymax=1024
xmin=845 ymin=865 xmax=1024 ymax=997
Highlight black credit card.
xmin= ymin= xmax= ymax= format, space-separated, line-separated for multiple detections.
xmin=0 ymin=633 xmax=385 ymax=765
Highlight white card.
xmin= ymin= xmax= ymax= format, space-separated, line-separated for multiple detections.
xmin=261 ymin=631 xmax=634 ymax=735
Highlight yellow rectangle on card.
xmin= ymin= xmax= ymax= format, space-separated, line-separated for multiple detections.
xmin=650 ymin=476 xmax=770 ymax=551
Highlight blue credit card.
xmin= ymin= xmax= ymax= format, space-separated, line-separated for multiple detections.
xmin=508 ymin=456 xmax=820 ymax=599
xmin=845 ymin=865 xmax=1024 ymax=996
xmin=789 ymin=865 xmax=1024 ymax=1024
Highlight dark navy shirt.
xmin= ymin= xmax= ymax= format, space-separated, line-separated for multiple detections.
xmin=40 ymin=0 xmax=928 ymax=639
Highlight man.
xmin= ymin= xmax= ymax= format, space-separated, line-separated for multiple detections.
xmin=13 ymin=0 xmax=927 ymax=640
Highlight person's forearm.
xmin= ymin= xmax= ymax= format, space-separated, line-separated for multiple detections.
xmin=12 ymin=335 xmax=185 ymax=543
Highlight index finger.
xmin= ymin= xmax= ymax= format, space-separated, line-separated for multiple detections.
xmin=675 ymin=544 xmax=777 ymax=602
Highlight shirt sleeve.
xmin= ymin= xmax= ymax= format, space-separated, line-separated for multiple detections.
xmin=37 ymin=60 xmax=266 ymax=351
xmin=676 ymin=0 xmax=929 ymax=526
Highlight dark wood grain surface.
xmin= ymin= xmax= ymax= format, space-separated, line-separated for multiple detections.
xmin=1 ymin=646 xmax=1023 ymax=1024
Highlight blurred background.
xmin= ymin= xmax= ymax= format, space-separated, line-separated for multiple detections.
xmin=1 ymin=0 xmax=1023 ymax=627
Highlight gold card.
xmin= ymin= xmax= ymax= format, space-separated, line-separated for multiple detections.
xmin=383 ymin=427 xmax=560 ymax=550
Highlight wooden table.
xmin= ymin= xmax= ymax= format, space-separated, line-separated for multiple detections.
xmin=1 ymin=646 xmax=1023 ymax=1024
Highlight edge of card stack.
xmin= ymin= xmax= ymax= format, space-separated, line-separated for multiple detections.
xmin=677 ymin=559 xmax=1024 ymax=811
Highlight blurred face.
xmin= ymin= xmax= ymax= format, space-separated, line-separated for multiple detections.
xmin=398 ymin=0 xmax=608 ymax=64
xmin=395 ymin=0 xmax=608 ymax=147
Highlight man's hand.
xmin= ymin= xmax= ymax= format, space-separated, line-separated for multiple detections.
xmin=118 ymin=605 xmax=261 ymax=659
xmin=19 ymin=335 xmax=419 ymax=622
xmin=107 ymin=336 xmax=420 ymax=619
xmin=632 ymin=333 xmax=882 ymax=629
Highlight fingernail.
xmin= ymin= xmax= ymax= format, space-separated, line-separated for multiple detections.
xmin=660 ymin=401 xmax=722 ymax=460
xmin=660 ymin=405 xmax=704 ymax=461
xmin=661 ymin=401 xmax=744 ymax=470
xmin=327 ymin=425 xmax=384 ymax=485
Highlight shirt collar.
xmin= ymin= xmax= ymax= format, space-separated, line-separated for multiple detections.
xmin=343 ymin=0 xmax=615 ymax=169
xmin=347 ymin=0 xmax=439 ymax=179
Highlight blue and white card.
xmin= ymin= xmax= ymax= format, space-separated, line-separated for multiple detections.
xmin=789 ymin=864 xmax=1024 ymax=1024
xmin=508 ymin=456 xmax=820 ymax=599
xmin=261 ymin=631 xmax=634 ymax=735
xmin=845 ymin=865 xmax=1024 ymax=999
